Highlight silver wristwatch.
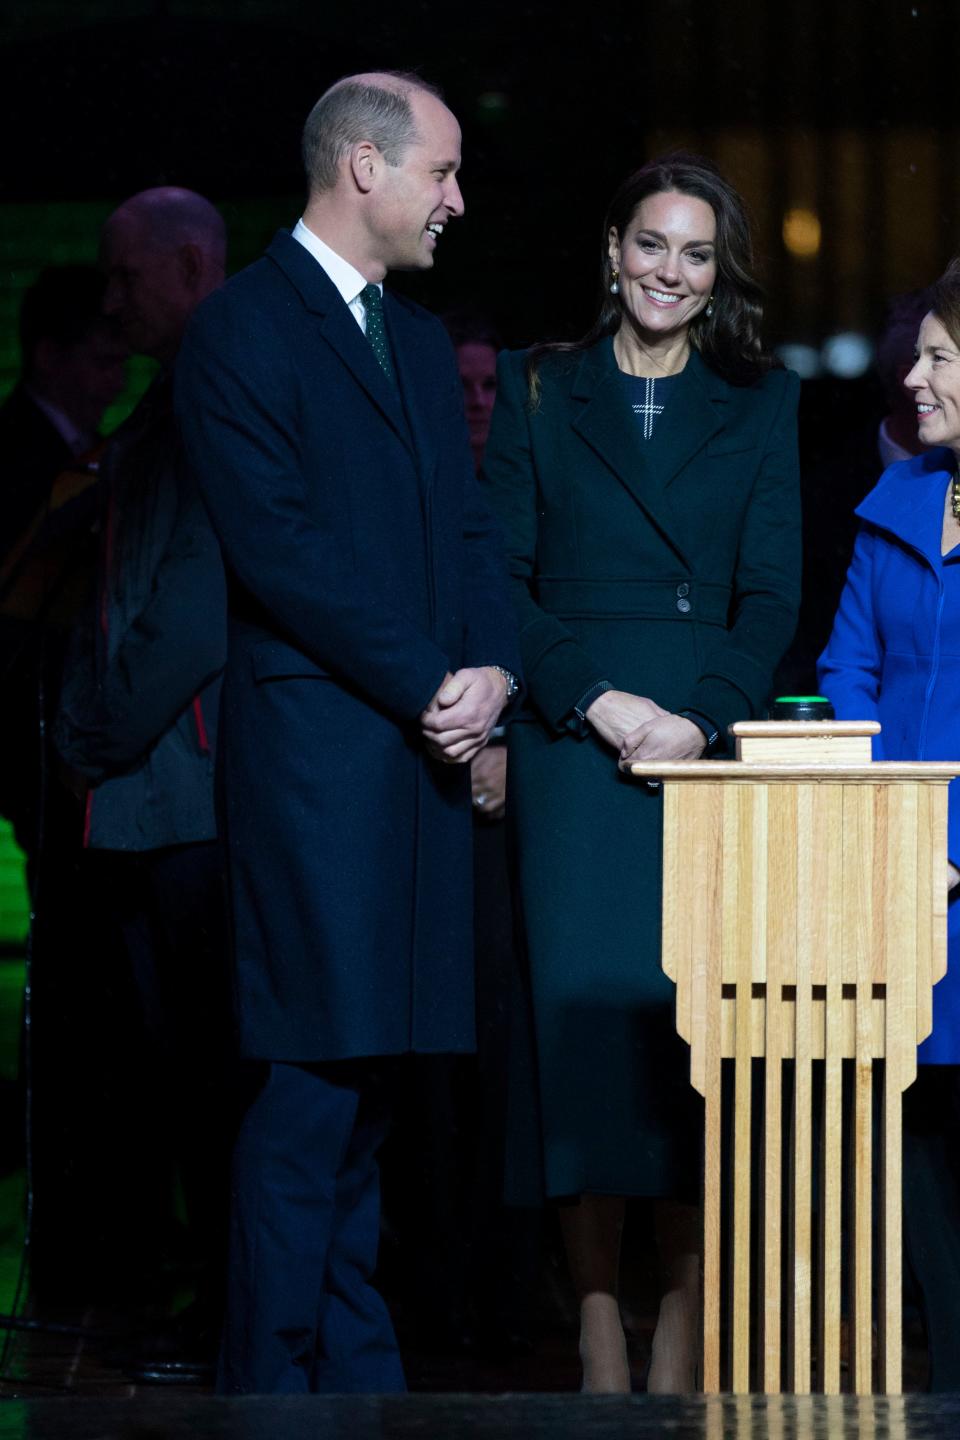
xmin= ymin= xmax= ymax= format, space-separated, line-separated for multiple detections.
xmin=490 ymin=665 xmax=519 ymax=701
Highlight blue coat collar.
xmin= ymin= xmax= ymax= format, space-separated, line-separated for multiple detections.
xmin=856 ymin=447 xmax=954 ymax=566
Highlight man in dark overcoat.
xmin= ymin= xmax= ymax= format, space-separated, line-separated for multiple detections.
xmin=175 ymin=71 xmax=520 ymax=1394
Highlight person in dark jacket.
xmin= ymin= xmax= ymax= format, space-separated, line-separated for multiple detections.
xmin=55 ymin=188 xmax=229 ymax=1368
xmin=0 ymin=266 xmax=127 ymax=1292
xmin=175 ymin=71 xmax=520 ymax=1395
xmin=482 ymin=155 xmax=800 ymax=1393
xmin=818 ymin=257 xmax=960 ymax=1390
xmin=0 ymin=266 xmax=127 ymax=856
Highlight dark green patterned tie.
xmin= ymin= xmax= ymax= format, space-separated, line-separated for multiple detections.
xmin=360 ymin=283 xmax=396 ymax=386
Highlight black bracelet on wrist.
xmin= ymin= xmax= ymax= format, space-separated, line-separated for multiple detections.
xmin=677 ymin=709 xmax=720 ymax=749
xmin=574 ymin=679 xmax=614 ymax=721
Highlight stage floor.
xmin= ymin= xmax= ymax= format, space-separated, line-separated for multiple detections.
xmin=0 ymin=1394 xmax=959 ymax=1439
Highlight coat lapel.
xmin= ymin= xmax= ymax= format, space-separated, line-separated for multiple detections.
xmin=571 ymin=338 xmax=725 ymax=563
xmin=265 ymin=231 xmax=413 ymax=455
xmin=384 ymin=293 xmax=438 ymax=488
xmin=649 ymin=349 xmax=727 ymax=487
xmin=856 ymin=449 xmax=952 ymax=568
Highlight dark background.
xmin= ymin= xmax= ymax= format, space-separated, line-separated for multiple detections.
xmin=1 ymin=0 xmax=959 ymax=358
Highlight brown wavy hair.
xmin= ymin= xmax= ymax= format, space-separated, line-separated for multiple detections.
xmin=931 ymin=257 xmax=960 ymax=350
xmin=527 ymin=152 xmax=776 ymax=401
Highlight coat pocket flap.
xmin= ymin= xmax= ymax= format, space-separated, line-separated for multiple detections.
xmin=251 ymin=640 xmax=332 ymax=682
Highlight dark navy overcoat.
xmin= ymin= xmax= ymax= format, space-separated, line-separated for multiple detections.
xmin=175 ymin=232 xmax=519 ymax=1062
xmin=819 ymin=448 xmax=960 ymax=1064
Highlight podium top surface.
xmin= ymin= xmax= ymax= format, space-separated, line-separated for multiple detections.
xmin=628 ymin=760 xmax=960 ymax=781
xmin=730 ymin=720 xmax=881 ymax=737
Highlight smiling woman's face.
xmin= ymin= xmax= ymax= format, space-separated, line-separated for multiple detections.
xmin=608 ymin=190 xmax=717 ymax=343
xmin=904 ymin=311 xmax=960 ymax=454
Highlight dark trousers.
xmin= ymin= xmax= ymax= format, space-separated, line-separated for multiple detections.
xmin=219 ymin=1058 xmax=404 ymax=1395
xmin=110 ymin=840 xmax=234 ymax=1306
xmin=32 ymin=837 xmax=232 ymax=1302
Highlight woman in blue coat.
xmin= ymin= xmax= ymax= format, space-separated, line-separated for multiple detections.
xmin=483 ymin=156 xmax=800 ymax=1393
xmin=818 ymin=257 xmax=960 ymax=1389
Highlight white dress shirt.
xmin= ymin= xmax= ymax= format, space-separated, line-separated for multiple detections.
xmin=291 ymin=219 xmax=382 ymax=334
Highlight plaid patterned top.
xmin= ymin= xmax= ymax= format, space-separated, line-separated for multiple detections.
xmin=621 ymin=371 xmax=680 ymax=440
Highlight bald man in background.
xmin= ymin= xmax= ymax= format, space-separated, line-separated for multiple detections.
xmin=55 ymin=188 xmax=231 ymax=1377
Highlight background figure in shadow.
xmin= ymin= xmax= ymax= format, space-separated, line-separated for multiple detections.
xmin=0 ymin=266 xmax=128 ymax=1279
xmin=384 ymin=311 xmax=540 ymax=1366
xmin=54 ymin=189 xmax=231 ymax=1375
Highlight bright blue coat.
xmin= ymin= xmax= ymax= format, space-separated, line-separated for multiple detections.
xmin=818 ymin=447 xmax=960 ymax=1063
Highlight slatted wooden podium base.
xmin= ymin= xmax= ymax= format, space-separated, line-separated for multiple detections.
xmin=630 ymin=722 xmax=958 ymax=1396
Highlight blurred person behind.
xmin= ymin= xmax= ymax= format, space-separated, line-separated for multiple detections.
xmin=386 ymin=310 xmax=539 ymax=1357
xmin=482 ymin=155 xmax=800 ymax=1392
xmin=0 ymin=266 xmax=127 ymax=858
xmin=0 ymin=265 xmax=126 ymax=563
xmin=53 ymin=188 xmax=229 ymax=1372
xmin=452 ymin=311 xmax=541 ymax=1354
xmin=774 ymin=290 xmax=932 ymax=697
xmin=877 ymin=288 xmax=933 ymax=468
xmin=444 ymin=308 xmax=499 ymax=478
xmin=818 ymin=259 xmax=960 ymax=1391
xmin=0 ymin=268 xmax=127 ymax=1259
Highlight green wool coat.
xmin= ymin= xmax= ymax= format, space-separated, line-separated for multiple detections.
xmin=482 ymin=336 xmax=801 ymax=1200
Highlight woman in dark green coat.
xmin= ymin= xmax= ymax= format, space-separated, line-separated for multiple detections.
xmin=482 ymin=156 xmax=800 ymax=1392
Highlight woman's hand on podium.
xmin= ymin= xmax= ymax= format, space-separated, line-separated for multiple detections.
xmin=618 ymin=713 xmax=706 ymax=769
xmin=949 ymin=861 xmax=960 ymax=893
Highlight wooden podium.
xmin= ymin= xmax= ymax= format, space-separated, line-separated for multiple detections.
xmin=629 ymin=721 xmax=958 ymax=1396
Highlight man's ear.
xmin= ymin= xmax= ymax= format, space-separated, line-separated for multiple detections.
xmin=177 ymin=242 xmax=204 ymax=291
xmin=349 ymin=141 xmax=379 ymax=194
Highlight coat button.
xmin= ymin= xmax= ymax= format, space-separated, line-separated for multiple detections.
xmin=676 ymin=582 xmax=690 ymax=597
xmin=676 ymin=597 xmax=692 ymax=614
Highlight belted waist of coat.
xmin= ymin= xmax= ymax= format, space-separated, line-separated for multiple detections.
xmin=534 ymin=577 xmax=732 ymax=622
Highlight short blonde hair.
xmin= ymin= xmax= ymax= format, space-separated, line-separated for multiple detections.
xmin=302 ymin=72 xmax=443 ymax=195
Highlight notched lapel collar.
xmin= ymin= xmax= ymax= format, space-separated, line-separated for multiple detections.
xmin=266 ymin=230 xmax=412 ymax=452
xmin=651 ymin=350 xmax=727 ymax=487
xmin=570 ymin=339 xmax=690 ymax=562
xmin=317 ymin=302 xmax=412 ymax=450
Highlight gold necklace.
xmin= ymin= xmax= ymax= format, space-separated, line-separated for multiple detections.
xmin=953 ymin=468 xmax=960 ymax=521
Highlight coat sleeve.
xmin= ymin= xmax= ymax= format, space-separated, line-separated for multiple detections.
xmin=818 ymin=524 xmax=960 ymax=865
xmin=681 ymin=370 xmax=802 ymax=732
xmin=54 ymin=472 xmax=225 ymax=782
xmin=816 ymin=523 xmax=884 ymax=734
xmin=175 ymin=294 xmax=455 ymax=723
xmin=481 ymin=351 xmax=608 ymax=731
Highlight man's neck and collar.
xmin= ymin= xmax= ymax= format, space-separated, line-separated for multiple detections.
xmin=291 ymin=218 xmax=381 ymax=304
